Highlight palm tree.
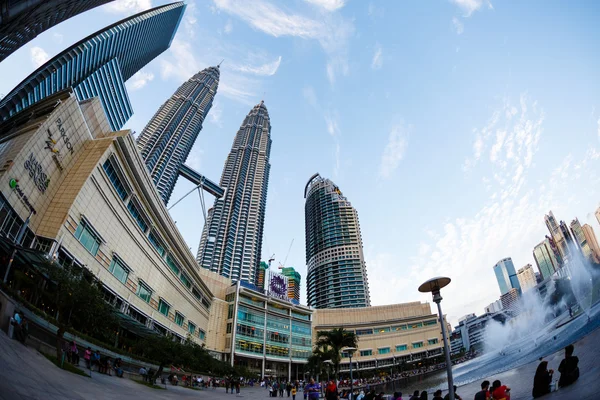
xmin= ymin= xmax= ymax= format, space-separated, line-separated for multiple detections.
xmin=314 ymin=327 xmax=358 ymax=378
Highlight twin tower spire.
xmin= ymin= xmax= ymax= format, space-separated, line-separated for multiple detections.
xmin=136 ymin=66 xmax=271 ymax=284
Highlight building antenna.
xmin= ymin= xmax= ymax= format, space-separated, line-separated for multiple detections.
xmin=217 ymin=59 xmax=224 ymax=67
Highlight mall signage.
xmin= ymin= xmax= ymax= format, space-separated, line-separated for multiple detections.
xmin=24 ymin=153 xmax=49 ymax=193
xmin=9 ymin=178 xmax=36 ymax=215
xmin=267 ymin=271 xmax=288 ymax=301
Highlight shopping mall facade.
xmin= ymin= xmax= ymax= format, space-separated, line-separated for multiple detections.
xmin=0 ymin=90 xmax=448 ymax=379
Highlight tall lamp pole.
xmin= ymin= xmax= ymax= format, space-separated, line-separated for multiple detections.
xmin=342 ymin=347 xmax=356 ymax=400
xmin=419 ymin=277 xmax=454 ymax=400
xmin=324 ymin=360 xmax=333 ymax=382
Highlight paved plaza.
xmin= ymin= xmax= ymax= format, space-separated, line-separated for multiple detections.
xmin=1 ymin=324 xmax=600 ymax=400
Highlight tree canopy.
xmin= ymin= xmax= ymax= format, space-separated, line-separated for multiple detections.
xmin=313 ymin=328 xmax=358 ymax=378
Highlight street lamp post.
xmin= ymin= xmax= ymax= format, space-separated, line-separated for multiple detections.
xmin=342 ymin=347 xmax=356 ymax=400
xmin=419 ymin=277 xmax=454 ymax=400
xmin=324 ymin=360 xmax=333 ymax=383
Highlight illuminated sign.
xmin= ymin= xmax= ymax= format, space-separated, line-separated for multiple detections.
xmin=268 ymin=272 xmax=288 ymax=300
xmin=24 ymin=153 xmax=49 ymax=193
xmin=9 ymin=178 xmax=36 ymax=215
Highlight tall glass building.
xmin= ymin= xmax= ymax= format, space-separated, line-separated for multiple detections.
xmin=0 ymin=0 xmax=113 ymax=62
xmin=304 ymin=174 xmax=371 ymax=309
xmin=533 ymin=236 xmax=562 ymax=280
xmin=197 ymin=101 xmax=272 ymax=284
xmin=137 ymin=66 xmax=220 ymax=204
xmin=280 ymin=267 xmax=301 ymax=302
xmin=0 ymin=2 xmax=185 ymax=131
xmin=493 ymin=257 xmax=521 ymax=295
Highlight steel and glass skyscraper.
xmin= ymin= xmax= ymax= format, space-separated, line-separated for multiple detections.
xmin=196 ymin=101 xmax=272 ymax=283
xmin=0 ymin=0 xmax=113 ymax=62
xmin=137 ymin=66 xmax=220 ymax=204
xmin=493 ymin=257 xmax=521 ymax=295
xmin=304 ymin=174 xmax=371 ymax=309
xmin=0 ymin=2 xmax=185 ymax=131
xmin=533 ymin=236 xmax=562 ymax=280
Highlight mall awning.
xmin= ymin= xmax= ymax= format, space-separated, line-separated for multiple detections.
xmin=113 ymin=311 xmax=157 ymax=338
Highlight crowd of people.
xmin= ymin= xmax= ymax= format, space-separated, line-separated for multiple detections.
xmin=60 ymin=340 xmax=125 ymax=377
xmin=307 ymin=343 xmax=580 ymax=400
xmin=264 ymin=379 xmax=300 ymax=398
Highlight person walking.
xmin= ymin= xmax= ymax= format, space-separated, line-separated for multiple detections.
xmin=304 ymin=379 xmax=321 ymax=400
xmin=280 ymin=381 xmax=285 ymax=397
xmin=84 ymin=347 xmax=92 ymax=369
xmin=287 ymin=382 xmax=293 ymax=397
xmin=226 ymin=380 xmax=230 ymax=393
xmin=532 ymin=361 xmax=553 ymax=397
xmin=292 ymin=385 xmax=297 ymax=400
xmin=70 ymin=341 xmax=79 ymax=365
xmin=558 ymin=344 xmax=579 ymax=388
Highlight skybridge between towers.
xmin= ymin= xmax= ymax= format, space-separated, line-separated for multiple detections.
xmin=179 ymin=164 xmax=224 ymax=198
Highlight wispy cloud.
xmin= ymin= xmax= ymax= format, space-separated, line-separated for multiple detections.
xmin=104 ymin=0 xmax=151 ymax=14
xmin=30 ymin=47 xmax=49 ymax=68
xmin=303 ymin=86 xmax=318 ymax=108
xmin=379 ymin=123 xmax=410 ymax=179
xmin=129 ymin=70 xmax=154 ymax=90
xmin=304 ymin=0 xmax=346 ymax=12
xmin=451 ymin=0 xmax=492 ymax=17
xmin=53 ymin=32 xmax=64 ymax=44
xmin=371 ymin=43 xmax=383 ymax=70
xmin=368 ymin=2 xmax=385 ymax=18
xmin=212 ymin=0 xmax=353 ymax=85
xmin=452 ymin=17 xmax=464 ymax=34
xmin=224 ymin=19 xmax=233 ymax=34
xmin=325 ymin=111 xmax=342 ymax=176
xmin=232 ymin=55 xmax=282 ymax=76
xmin=209 ymin=100 xmax=223 ymax=127
xmin=597 ymin=117 xmax=600 ymax=141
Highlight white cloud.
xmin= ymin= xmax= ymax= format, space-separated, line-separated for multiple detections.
xmin=30 ymin=47 xmax=49 ymax=68
xmin=379 ymin=123 xmax=410 ymax=179
xmin=451 ymin=0 xmax=492 ymax=17
xmin=371 ymin=43 xmax=383 ymax=70
xmin=303 ymin=86 xmax=318 ymax=108
xmin=325 ymin=112 xmax=340 ymax=137
xmin=209 ymin=100 xmax=223 ymax=127
xmin=304 ymin=0 xmax=346 ymax=12
xmin=224 ymin=19 xmax=234 ymax=34
xmin=212 ymin=0 xmax=353 ymax=85
xmin=104 ymin=0 xmax=151 ymax=14
xmin=129 ymin=70 xmax=154 ymax=90
xmin=452 ymin=17 xmax=464 ymax=34
xmin=232 ymin=56 xmax=282 ymax=76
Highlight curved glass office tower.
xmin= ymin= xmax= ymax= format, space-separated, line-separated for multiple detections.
xmin=197 ymin=101 xmax=272 ymax=284
xmin=0 ymin=2 xmax=185 ymax=131
xmin=304 ymin=174 xmax=371 ymax=309
xmin=0 ymin=0 xmax=113 ymax=62
xmin=137 ymin=66 xmax=220 ymax=204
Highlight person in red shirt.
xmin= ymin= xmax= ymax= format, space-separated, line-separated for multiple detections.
xmin=490 ymin=380 xmax=510 ymax=400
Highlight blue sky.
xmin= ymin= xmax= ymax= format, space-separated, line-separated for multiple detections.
xmin=1 ymin=0 xmax=600 ymax=325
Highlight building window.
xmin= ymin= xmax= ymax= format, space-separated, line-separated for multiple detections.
xmin=412 ymin=342 xmax=423 ymax=349
xmin=378 ymin=347 xmax=390 ymax=354
xmin=180 ymin=272 xmax=191 ymax=289
xmin=188 ymin=322 xmax=196 ymax=335
xmin=227 ymin=304 xmax=234 ymax=319
xmin=102 ymin=157 xmax=128 ymax=200
xmin=199 ymin=329 xmax=206 ymax=340
xmin=355 ymin=328 xmax=373 ymax=336
xmin=158 ymin=299 xmax=170 ymax=317
xmin=428 ymin=338 xmax=439 ymax=345
xmin=226 ymin=322 xmax=232 ymax=334
xmin=136 ymin=281 xmax=152 ymax=303
xmin=166 ymin=254 xmax=180 ymax=275
xmin=175 ymin=312 xmax=184 ymax=327
xmin=376 ymin=327 xmax=391 ymax=334
xmin=108 ymin=257 xmax=130 ymax=284
xmin=127 ymin=199 xmax=148 ymax=232
xmin=396 ymin=344 xmax=408 ymax=352
xmin=148 ymin=230 xmax=165 ymax=256
xmin=359 ymin=349 xmax=372 ymax=357
xmin=74 ymin=219 xmax=101 ymax=256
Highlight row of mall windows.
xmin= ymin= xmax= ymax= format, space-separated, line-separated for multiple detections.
xmin=357 ymin=339 xmax=439 ymax=357
xmin=353 ymin=320 xmax=438 ymax=336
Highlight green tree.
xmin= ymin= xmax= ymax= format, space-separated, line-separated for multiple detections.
xmin=314 ymin=328 xmax=358 ymax=378
xmin=37 ymin=261 xmax=118 ymax=361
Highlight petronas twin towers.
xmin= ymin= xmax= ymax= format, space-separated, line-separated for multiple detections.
xmin=136 ymin=66 xmax=271 ymax=283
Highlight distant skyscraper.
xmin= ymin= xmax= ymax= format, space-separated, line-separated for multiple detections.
xmin=545 ymin=211 xmax=571 ymax=261
xmin=500 ymin=288 xmax=521 ymax=313
xmin=0 ymin=2 xmax=185 ymax=131
xmin=582 ymin=224 xmax=600 ymax=264
xmin=596 ymin=207 xmax=600 ymax=226
xmin=493 ymin=257 xmax=521 ymax=295
xmin=570 ymin=218 xmax=592 ymax=260
xmin=304 ymin=174 xmax=371 ymax=309
xmin=533 ymin=236 xmax=562 ymax=280
xmin=516 ymin=264 xmax=537 ymax=292
xmin=0 ymin=0 xmax=113 ymax=62
xmin=197 ymin=101 xmax=272 ymax=283
xmin=137 ymin=66 xmax=220 ymax=204
xmin=280 ymin=267 xmax=301 ymax=302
